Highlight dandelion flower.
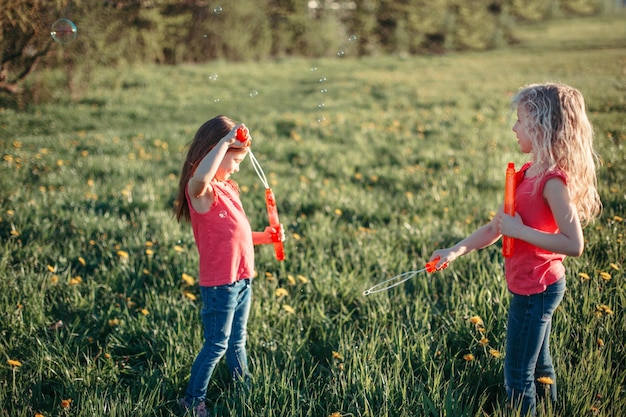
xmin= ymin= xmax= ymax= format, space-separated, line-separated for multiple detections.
xmin=69 ymin=276 xmax=82 ymax=285
xmin=10 ymin=229 xmax=19 ymax=237
xmin=536 ymin=376 xmax=554 ymax=385
xmin=117 ymin=250 xmax=129 ymax=259
xmin=35 ymin=413 xmax=44 ymax=417
xmin=145 ymin=249 xmax=154 ymax=257
xmin=275 ymin=288 xmax=289 ymax=298
xmin=599 ymin=271 xmax=611 ymax=281
xmin=479 ymin=337 xmax=489 ymax=346
xmin=108 ymin=319 xmax=119 ymax=326
xmin=469 ymin=316 xmax=483 ymax=326
xmin=578 ymin=272 xmax=590 ymax=281
xmin=463 ymin=354 xmax=475 ymax=362
xmin=329 ymin=413 xmax=342 ymax=417
xmin=596 ymin=304 xmax=614 ymax=315
xmin=609 ymin=263 xmax=620 ymax=271
xmin=78 ymin=257 xmax=86 ymax=266
xmin=334 ymin=208 xmax=342 ymax=216
xmin=287 ymin=274 xmax=296 ymax=285
xmin=293 ymin=233 xmax=301 ymax=240
xmin=597 ymin=338 xmax=604 ymax=347
xmin=282 ymin=304 xmax=295 ymax=314
xmin=139 ymin=308 xmax=149 ymax=316
xmin=181 ymin=273 xmax=195 ymax=286
xmin=183 ymin=291 xmax=197 ymax=301
xmin=489 ymin=349 xmax=502 ymax=358
xmin=47 ymin=265 xmax=56 ymax=273
xmin=60 ymin=399 xmax=72 ymax=409
xmin=297 ymin=275 xmax=309 ymax=284
xmin=174 ymin=245 xmax=185 ymax=253
xmin=7 ymin=359 xmax=22 ymax=367
xmin=332 ymin=351 xmax=343 ymax=361
xmin=613 ymin=215 xmax=623 ymax=222
xmin=50 ymin=275 xmax=59 ymax=284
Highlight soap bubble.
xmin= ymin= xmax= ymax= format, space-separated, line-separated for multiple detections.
xmin=249 ymin=90 xmax=259 ymax=97
xmin=348 ymin=34 xmax=358 ymax=42
xmin=50 ymin=19 xmax=77 ymax=44
xmin=208 ymin=73 xmax=218 ymax=81
xmin=213 ymin=5 xmax=223 ymax=14
xmin=336 ymin=50 xmax=345 ymax=57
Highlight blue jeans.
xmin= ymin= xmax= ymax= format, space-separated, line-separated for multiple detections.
xmin=505 ymin=278 xmax=565 ymax=416
xmin=184 ymin=279 xmax=252 ymax=404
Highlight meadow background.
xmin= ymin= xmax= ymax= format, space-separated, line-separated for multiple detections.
xmin=1 ymin=14 xmax=625 ymax=417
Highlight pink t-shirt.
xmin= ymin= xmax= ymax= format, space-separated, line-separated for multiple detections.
xmin=504 ymin=162 xmax=567 ymax=295
xmin=186 ymin=180 xmax=255 ymax=287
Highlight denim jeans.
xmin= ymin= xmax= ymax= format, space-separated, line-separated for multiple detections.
xmin=184 ymin=279 xmax=252 ymax=403
xmin=505 ymin=278 xmax=565 ymax=416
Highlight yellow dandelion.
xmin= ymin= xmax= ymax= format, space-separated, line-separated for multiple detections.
xmin=69 ymin=276 xmax=82 ymax=285
xmin=463 ymin=354 xmax=475 ymax=361
xmin=139 ymin=308 xmax=149 ymax=316
xmin=613 ymin=215 xmax=623 ymax=222
xmin=578 ymin=272 xmax=590 ymax=281
xmin=596 ymin=304 xmax=614 ymax=315
xmin=10 ymin=229 xmax=19 ymax=237
xmin=297 ymin=275 xmax=309 ymax=284
xmin=293 ymin=233 xmax=301 ymax=240
xmin=275 ymin=288 xmax=289 ymax=298
xmin=599 ymin=271 xmax=611 ymax=281
xmin=6 ymin=209 xmax=15 ymax=216
xmin=183 ymin=291 xmax=197 ymax=301
xmin=50 ymin=275 xmax=59 ymax=284
xmin=282 ymin=304 xmax=295 ymax=314
xmin=265 ymin=272 xmax=275 ymax=281
xmin=478 ymin=337 xmax=489 ymax=346
xmin=78 ymin=257 xmax=86 ymax=266
xmin=469 ymin=316 xmax=483 ymax=326
xmin=108 ymin=319 xmax=119 ymax=326
xmin=143 ymin=269 xmax=150 ymax=275
xmin=597 ymin=338 xmax=604 ymax=347
xmin=60 ymin=399 xmax=72 ymax=409
xmin=117 ymin=250 xmax=129 ymax=259
xmin=609 ymin=263 xmax=619 ymax=271
xmin=181 ymin=273 xmax=195 ymax=286
xmin=489 ymin=349 xmax=502 ymax=358
xmin=145 ymin=249 xmax=154 ymax=257
xmin=47 ymin=265 xmax=56 ymax=273
xmin=145 ymin=241 xmax=154 ymax=247
xmin=287 ymin=274 xmax=296 ymax=285
xmin=536 ymin=376 xmax=554 ymax=385
xmin=35 ymin=413 xmax=44 ymax=417
xmin=332 ymin=351 xmax=343 ymax=361
xmin=174 ymin=245 xmax=185 ymax=253
xmin=7 ymin=359 xmax=22 ymax=367
xmin=329 ymin=413 xmax=342 ymax=417
xmin=334 ymin=208 xmax=342 ymax=216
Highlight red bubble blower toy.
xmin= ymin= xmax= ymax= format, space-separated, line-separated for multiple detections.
xmin=363 ymin=257 xmax=448 ymax=296
xmin=237 ymin=124 xmax=285 ymax=261
xmin=502 ymin=162 xmax=516 ymax=258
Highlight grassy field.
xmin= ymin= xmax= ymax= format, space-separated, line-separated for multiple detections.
xmin=1 ymin=15 xmax=625 ymax=417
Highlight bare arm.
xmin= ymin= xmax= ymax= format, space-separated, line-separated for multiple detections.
xmin=499 ymin=178 xmax=584 ymax=256
xmin=430 ymin=213 xmax=503 ymax=268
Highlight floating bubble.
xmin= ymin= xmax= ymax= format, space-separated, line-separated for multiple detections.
xmin=319 ymin=77 xmax=327 ymax=83
xmin=310 ymin=66 xmax=318 ymax=72
xmin=249 ymin=90 xmax=259 ymax=97
xmin=208 ymin=73 xmax=218 ymax=81
xmin=320 ymin=88 xmax=328 ymax=94
xmin=336 ymin=50 xmax=345 ymax=57
xmin=317 ymin=116 xmax=326 ymax=123
xmin=348 ymin=34 xmax=358 ymax=42
xmin=213 ymin=5 xmax=223 ymax=14
xmin=214 ymin=98 xmax=221 ymax=103
xmin=318 ymin=103 xmax=325 ymax=109
xmin=50 ymin=19 xmax=77 ymax=44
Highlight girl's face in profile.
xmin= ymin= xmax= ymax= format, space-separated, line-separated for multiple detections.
xmin=215 ymin=149 xmax=248 ymax=182
xmin=512 ymin=105 xmax=533 ymax=154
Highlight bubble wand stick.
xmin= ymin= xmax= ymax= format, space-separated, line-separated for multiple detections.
xmin=236 ymin=125 xmax=285 ymax=261
xmin=363 ymin=257 xmax=447 ymax=296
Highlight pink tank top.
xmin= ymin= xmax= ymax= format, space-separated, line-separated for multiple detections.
xmin=186 ymin=180 xmax=255 ymax=287
xmin=504 ymin=162 xmax=567 ymax=295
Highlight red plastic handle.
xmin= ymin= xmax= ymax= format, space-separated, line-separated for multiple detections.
xmin=236 ymin=125 xmax=251 ymax=146
xmin=503 ymin=162 xmax=515 ymax=258
xmin=265 ymin=188 xmax=285 ymax=261
xmin=425 ymin=257 xmax=448 ymax=273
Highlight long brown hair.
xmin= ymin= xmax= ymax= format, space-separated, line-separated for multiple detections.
xmin=174 ymin=115 xmax=237 ymax=223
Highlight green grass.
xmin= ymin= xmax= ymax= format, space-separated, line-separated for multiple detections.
xmin=1 ymin=15 xmax=625 ymax=417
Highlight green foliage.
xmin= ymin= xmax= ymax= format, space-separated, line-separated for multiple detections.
xmin=1 ymin=15 xmax=625 ymax=417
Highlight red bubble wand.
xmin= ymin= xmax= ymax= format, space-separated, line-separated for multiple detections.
xmin=236 ymin=125 xmax=285 ymax=261
xmin=363 ymin=257 xmax=448 ymax=296
xmin=502 ymin=162 xmax=516 ymax=258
